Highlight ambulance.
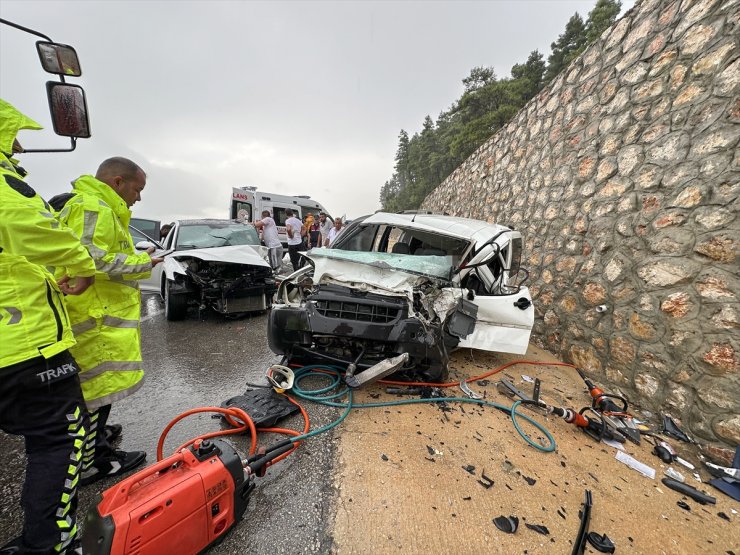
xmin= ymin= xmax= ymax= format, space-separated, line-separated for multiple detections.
xmin=229 ymin=186 xmax=331 ymax=246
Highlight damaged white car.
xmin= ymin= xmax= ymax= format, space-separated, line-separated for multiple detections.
xmin=138 ymin=219 xmax=276 ymax=320
xmin=268 ymin=212 xmax=534 ymax=382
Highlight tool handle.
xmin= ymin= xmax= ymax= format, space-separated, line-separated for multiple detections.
xmin=661 ymin=478 xmax=716 ymax=505
xmin=248 ymin=443 xmax=295 ymax=475
xmin=103 ymin=450 xmax=189 ymax=512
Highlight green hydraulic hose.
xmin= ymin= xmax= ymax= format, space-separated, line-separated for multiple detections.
xmin=286 ymin=364 xmax=556 ymax=452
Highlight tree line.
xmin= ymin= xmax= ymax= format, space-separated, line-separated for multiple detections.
xmin=379 ymin=0 xmax=622 ymax=212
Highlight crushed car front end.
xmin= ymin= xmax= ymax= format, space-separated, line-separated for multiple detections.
xmin=268 ymin=250 xmax=480 ymax=382
xmin=164 ymin=245 xmax=276 ymax=317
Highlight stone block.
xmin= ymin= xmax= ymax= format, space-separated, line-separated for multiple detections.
xmin=689 ymin=126 xmax=740 ymax=158
xmin=694 ymin=234 xmax=737 ymax=262
xmin=665 ymin=383 xmax=692 ymax=412
xmin=610 ymin=336 xmax=636 ymax=365
xmin=637 ymin=258 xmax=700 ymax=286
xmin=674 ymin=0 xmax=722 ymax=39
xmin=595 ymin=158 xmax=618 ymax=182
xmin=569 ymin=344 xmax=602 ymax=373
xmin=660 ymin=292 xmax=694 ymax=318
xmin=640 ymin=120 xmax=671 ymax=143
xmin=623 ymin=14 xmax=658 ymax=53
xmin=635 ymin=165 xmax=663 ymax=190
xmin=634 ymin=372 xmax=661 ymax=397
xmin=662 ymin=162 xmax=699 ymax=188
xmin=629 ymin=312 xmax=658 ymax=340
xmin=695 ymin=272 xmax=737 ymax=301
xmin=646 ymin=132 xmax=690 ymax=165
xmin=692 ymin=40 xmax=735 ymax=76
xmin=697 ymin=376 xmax=738 ymax=409
xmin=695 ymin=206 xmax=735 ymax=230
xmin=714 ymin=58 xmax=740 ymax=96
xmin=713 ymin=415 xmax=740 ymax=445
xmin=710 ymin=305 xmax=739 ymax=330
xmin=672 ymin=183 xmax=704 ymax=207
xmin=617 ymin=145 xmax=644 ymax=176
xmin=679 ymin=22 xmax=723 ymax=56
xmin=702 ymin=341 xmax=738 ymax=374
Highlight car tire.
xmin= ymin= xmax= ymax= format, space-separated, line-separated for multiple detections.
xmin=165 ymin=280 xmax=188 ymax=321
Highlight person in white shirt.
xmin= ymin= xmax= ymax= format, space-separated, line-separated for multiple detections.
xmin=318 ymin=212 xmax=332 ymax=248
xmin=284 ymin=209 xmax=305 ymax=271
xmin=254 ymin=210 xmax=283 ymax=272
xmin=326 ymin=217 xmax=344 ymax=247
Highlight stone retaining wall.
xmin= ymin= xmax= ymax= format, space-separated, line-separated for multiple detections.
xmin=422 ymin=0 xmax=739 ymax=447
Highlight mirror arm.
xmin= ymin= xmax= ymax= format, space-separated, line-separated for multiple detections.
xmin=0 ymin=18 xmax=52 ymax=41
xmin=21 ymin=137 xmax=77 ymax=154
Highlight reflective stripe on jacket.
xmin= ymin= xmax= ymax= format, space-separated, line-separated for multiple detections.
xmin=55 ymin=175 xmax=151 ymax=406
xmin=0 ymin=99 xmax=96 ymax=369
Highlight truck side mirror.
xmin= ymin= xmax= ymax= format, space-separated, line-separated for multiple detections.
xmin=36 ymin=41 xmax=82 ymax=76
xmin=46 ymin=83 xmax=91 ymax=138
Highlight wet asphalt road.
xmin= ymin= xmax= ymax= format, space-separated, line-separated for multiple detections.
xmin=0 ymin=292 xmax=340 ymax=554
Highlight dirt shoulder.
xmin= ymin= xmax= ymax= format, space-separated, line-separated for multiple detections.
xmin=331 ymin=345 xmax=738 ymax=554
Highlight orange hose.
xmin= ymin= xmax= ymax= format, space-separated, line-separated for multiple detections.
xmin=156 ymin=406 xmax=258 ymax=461
xmin=379 ymin=359 xmax=576 ymax=388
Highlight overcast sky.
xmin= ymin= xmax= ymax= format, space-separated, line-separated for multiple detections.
xmin=1 ymin=0 xmax=633 ymax=221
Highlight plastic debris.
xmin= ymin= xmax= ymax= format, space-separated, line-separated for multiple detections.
xmin=661 ymin=415 xmax=691 ymax=442
xmin=664 ymin=467 xmax=685 ymax=482
xmin=615 ymin=451 xmax=656 ymax=479
xmin=677 ymin=501 xmax=690 ymax=511
xmin=493 ymin=515 xmax=519 ymax=534
xmin=675 ymin=456 xmax=695 ymax=470
xmin=525 ymin=523 xmax=550 ymax=535
xmin=587 ymin=532 xmax=615 ymax=553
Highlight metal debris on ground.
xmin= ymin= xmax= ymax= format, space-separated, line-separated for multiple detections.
xmin=525 ymin=523 xmax=550 ymax=535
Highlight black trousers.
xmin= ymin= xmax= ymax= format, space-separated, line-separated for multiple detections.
xmin=287 ymin=243 xmax=305 ymax=272
xmin=0 ymin=350 xmax=88 ymax=554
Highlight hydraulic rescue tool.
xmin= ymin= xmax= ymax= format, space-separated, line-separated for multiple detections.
xmin=576 ymin=369 xmax=641 ymax=444
xmin=83 ymin=438 xmax=293 ymax=555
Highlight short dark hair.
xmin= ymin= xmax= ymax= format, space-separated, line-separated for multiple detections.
xmin=262 ymin=210 xmax=271 ymax=217
xmin=286 ymin=209 xmax=294 ymax=216
xmin=320 ymin=212 xmax=327 ymax=216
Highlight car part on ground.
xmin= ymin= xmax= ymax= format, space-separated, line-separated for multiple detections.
xmin=269 ymin=212 xmax=535 ymax=383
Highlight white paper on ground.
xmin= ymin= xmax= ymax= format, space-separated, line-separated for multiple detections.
xmin=615 ymin=450 xmax=656 ymax=479
xmin=675 ymin=456 xmax=695 ymax=470
xmin=602 ymin=438 xmax=626 ymax=451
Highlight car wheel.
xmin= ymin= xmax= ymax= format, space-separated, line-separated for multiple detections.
xmin=165 ymin=280 xmax=188 ymax=321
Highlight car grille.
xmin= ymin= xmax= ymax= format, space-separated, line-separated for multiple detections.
xmin=314 ymin=300 xmax=400 ymax=323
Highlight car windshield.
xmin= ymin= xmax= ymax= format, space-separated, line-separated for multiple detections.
xmin=176 ymin=222 xmax=260 ymax=250
xmin=309 ymin=248 xmax=453 ymax=281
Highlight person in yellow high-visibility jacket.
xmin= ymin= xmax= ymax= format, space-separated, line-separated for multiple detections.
xmin=0 ymin=98 xmax=96 ymax=555
xmin=55 ymin=157 xmax=163 ymax=486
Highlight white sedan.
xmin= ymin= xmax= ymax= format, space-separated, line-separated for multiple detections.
xmin=136 ymin=219 xmax=276 ymax=320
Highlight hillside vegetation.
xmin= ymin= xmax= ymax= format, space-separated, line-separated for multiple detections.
xmin=380 ymin=0 xmax=622 ymax=212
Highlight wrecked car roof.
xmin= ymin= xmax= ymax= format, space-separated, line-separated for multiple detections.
xmin=169 ymin=244 xmax=270 ymax=268
xmin=362 ymin=212 xmax=513 ymax=244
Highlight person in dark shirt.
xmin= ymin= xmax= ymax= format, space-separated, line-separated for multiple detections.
xmin=307 ymin=213 xmax=322 ymax=249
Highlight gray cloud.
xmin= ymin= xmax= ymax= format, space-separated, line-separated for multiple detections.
xmin=1 ymin=0 xmax=633 ymax=221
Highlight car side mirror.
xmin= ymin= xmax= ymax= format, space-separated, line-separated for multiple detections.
xmin=36 ymin=41 xmax=82 ymax=76
xmin=135 ymin=241 xmax=156 ymax=251
xmin=46 ymin=83 xmax=91 ymax=138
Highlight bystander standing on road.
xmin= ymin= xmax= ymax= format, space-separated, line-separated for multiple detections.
xmin=307 ymin=213 xmax=322 ymax=249
xmin=318 ymin=212 xmax=332 ymax=248
xmin=254 ymin=210 xmax=284 ymax=272
xmin=326 ymin=217 xmax=344 ymax=247
xmin=55 ymin=157 xmax=163 ymax=487
xmin=0 ymin=99 xmax=96 ymax=555
xmin=285 ymin=208 xmax=304 ymax=271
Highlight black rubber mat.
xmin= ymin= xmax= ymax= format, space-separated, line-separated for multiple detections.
xmin=221 ymin=387 xmax=299 ymax=428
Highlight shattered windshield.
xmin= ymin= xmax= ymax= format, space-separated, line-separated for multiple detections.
xmin=309 ymin=248 xmax=453 ymax=281
xmin=176 ymin=222 xmax=260 ymax=250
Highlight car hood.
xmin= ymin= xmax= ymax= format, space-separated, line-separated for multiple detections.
xmin=307 ymin=248 xmax=452 ymax=295
xmin=170 ymin=244 xmax=270 ymax=268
